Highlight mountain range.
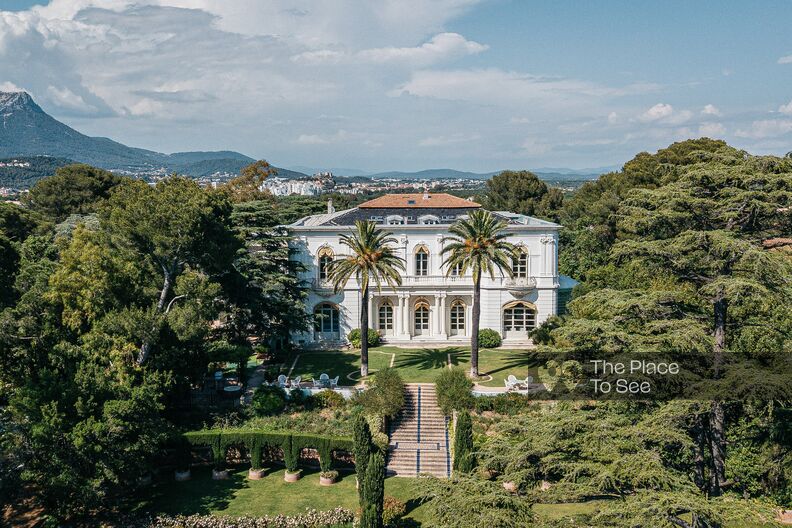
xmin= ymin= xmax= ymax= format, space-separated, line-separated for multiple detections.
xmin=0 ymin=91 xmax=306 ymax=182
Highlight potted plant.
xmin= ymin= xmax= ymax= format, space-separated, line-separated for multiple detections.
xmin=319 ymin=470 xmax=339 ymax=486
xmin=211 ymin=445 xmax=229 ymax=480
xmin=248 ymin=439 xmax=265 ymax=480
xmin=174 ymin=441 xmax=192 ymax=481
xmin=283 ymin=437 xmax=301 ymax=482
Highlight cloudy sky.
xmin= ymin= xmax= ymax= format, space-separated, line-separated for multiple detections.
xmin=2 ymin=0 xmax=792 ymax=172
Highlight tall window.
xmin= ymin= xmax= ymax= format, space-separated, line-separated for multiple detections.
xmin=314 ymin=303 xmax=340 ymax=334
xmin=450 ymin=301 xmax=465 ymax=334
xmin=378 ymin=303 xmax=394 ymax=331
xmin=502 ymin=302 xmax=536 ymax=332
xmin=512 ymin=250 xmax=529 ymax=278
xmin=415 ymin=247 xmax=429 ymax=276
xmin=414 ymin=302 xmax=429 ymax=334
xmin=318 ymin=247 xmax=334 ymax=281
xmin=450 ymin=262 xmax=463 ymax=276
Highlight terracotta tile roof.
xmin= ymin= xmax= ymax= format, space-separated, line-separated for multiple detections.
xmin=358 ymin=193 xmax=480 ymax=209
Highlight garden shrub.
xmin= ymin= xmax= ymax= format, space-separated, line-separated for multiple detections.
xmin=353 ymin=415 xmax=373 ymax=501
xmin=360 ymin=451 xmax=385 ymax=528
xmin=529 ymin=315 xmax=562 ymax=345
xmin=348 ymin=328 xmax=380 ymax=348
xmin=453 ymin=411 xmax=475 ymax=473
xmin=289 ymin=387 xmax=309 ymax=407
xmin=382 ymin=496 xmax=407 ymax=528
xmin=435 ymin=367 xmax=473 ymax=416
xmin=477 ymin=328 xmax=502 ymax=348
xmin=282 ymin=435 xmax=298 ymax=473
xmin=357 ymin=367 xmax=405 ymax=419
xmin=251 ymin=385 xmax=287 ymax=416
xmin=473 ymin=393 xmax=534 ymax=415
xmin=313 ymin=389 xmax=346 ymax=409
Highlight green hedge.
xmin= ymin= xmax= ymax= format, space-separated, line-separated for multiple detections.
xmin=182 ymin=429 xmax=354 ymax=472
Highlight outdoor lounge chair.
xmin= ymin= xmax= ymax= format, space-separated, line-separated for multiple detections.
xmin=523 ymin=376 xmax=534 ymax=387
xmin=505 ymin=375 xmax=520 ymax=390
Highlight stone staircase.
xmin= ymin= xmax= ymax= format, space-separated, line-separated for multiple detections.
xmin=386 ymin=383 xmax=451 ymax=478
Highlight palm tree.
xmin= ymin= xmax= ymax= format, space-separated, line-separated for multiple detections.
xmin=327 ymin=220 xmax=405 ymax=377
xmin=441 ymin=210 xmax=516 ymax=378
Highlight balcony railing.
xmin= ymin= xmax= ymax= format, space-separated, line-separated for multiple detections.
xmin=309 ymin=275 xmax=538 ymax=290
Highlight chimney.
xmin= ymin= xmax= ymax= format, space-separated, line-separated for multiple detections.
xmin=327 ymin=198 xmax=335 ymax=214
xmin=423 ymin=184 xmax=429 ymax=200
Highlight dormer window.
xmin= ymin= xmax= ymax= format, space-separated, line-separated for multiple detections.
xmin=386 ymin=215 xmax=405 ymax=225
xmin=418 ymin=214 xmax=440 ymax=225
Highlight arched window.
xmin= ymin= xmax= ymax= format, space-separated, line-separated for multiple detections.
xmin=314 ymin=303 xmax=340 ymax=334
xmin=317 ymin=247 xmax=334 ymax=281
xmin=450 ymin=300 xmax=465 ymax=335
xmin=414 ymin=301 xmax=430 ymax=335
xmin=378 ymin=301 xmax=394 ymax=333
xmin=502 ymin=301 xmax=536 ymax=338
xmin=415 ymin=246 xmax=429 ymax=276
xmin=512 ymin=249 xmax=529 ymax=278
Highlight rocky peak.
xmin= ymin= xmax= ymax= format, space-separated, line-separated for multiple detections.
xmin=0 ymin=91 xmax=38 ymax=113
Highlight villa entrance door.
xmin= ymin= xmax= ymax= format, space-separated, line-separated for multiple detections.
xmin=414 ymin=303 xmax=429 ymax=336
xmin=502 ymin=302 xmax=536 ymax=340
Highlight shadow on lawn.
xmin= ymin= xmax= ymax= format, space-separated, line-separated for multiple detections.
xmin=144 ymin=466 xmax=245 ymax=515
xmin=480 ymin=349 xmax=544 ymax=379
xmin=396 ymin=347 xmax=464 ymax=374
xmin=293 ymin=350 xmax=362 ymax=381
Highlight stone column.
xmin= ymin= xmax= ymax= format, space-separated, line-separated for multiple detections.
xmin=439 ymin=294 xmax=447 ymax=338
xmin=433 ymin=296 xmax=441 ymax=337
xmin=402 ymin=294 xmax=410 ymax=338
xmin=394 ymin=295 xmax=402 ymax=336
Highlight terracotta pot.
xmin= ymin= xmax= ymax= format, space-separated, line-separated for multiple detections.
xmin=248 ymin=468 xmax=265 ymax=480
xmin=284 ymin=470 xmax=301 ymax=482
xmin=212 ymin=469 xmax=230 ymax=480
xmin=174 ymin=469 xmax=191 ymax=482
xmin=502 ymin=481 xmax=517 ymax=493
xmin=319 ymin=475 xmax=337 ymax=486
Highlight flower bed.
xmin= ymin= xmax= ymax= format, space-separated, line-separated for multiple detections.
xmin=141 ymin=508 xmax=354 ymax=527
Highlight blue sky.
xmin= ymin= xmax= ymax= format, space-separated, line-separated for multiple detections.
xmin=1 ymin=0 xmax=791 ymax=172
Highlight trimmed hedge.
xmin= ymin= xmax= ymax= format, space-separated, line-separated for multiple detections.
xmin=183 ymin=429 xmax=353 ymax=473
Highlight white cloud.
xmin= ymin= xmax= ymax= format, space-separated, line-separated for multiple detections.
xmin=778 ymin=54 xmax=792 ymax=64
xmin=290 ymin=49 xmax=344 ymax=64
xmin=607 ymin=111 xmax=620 ymax=124
xmin=698 ymin=122 xmax=726 ymax=137
xmin=638 ymin=103 xmax=674 ymax=122
xmin=296 ymin=129 xmax=348 ymax=145
xmin=735 ymin=119 xmax=792 ymax=139
xmin=520 ymin=137 xmax=550 ymax=157
xmin=358 ymin=32 xmax=487 ymax=64
xmin=419 ymin=132 xmax=480 ymax=146
xmin=778 ymin=100 xmax=792 ymax=115
xmin=702 ymin=104 xmax=721 ymax=116
xmin=0 ymin=81 xmax=23 ymax=92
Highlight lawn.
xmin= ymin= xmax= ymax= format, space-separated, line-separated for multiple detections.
xmin=141 ymin=466 xmax=429 ymax=524
xmin=286 ymin=346 xmax=540 ymax=386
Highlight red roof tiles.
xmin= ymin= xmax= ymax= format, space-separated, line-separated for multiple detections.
xmin=358 ymin=193 xmax=480 ymax=209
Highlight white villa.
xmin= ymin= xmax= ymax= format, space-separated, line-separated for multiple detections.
xmin=287 ymin=192 xmax=573 ymax=348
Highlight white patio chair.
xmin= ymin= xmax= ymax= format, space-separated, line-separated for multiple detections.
xmin=523 ymin=376 xmax=534 ymax=387
xmin=505 ymin=375 xmax=519 ymax=390
xmin=330 ymin=375 xmax=339 ymax=388
xmin=291 ymin=376 xmax=301 ymax=388
xmin=319 ymin=373 xmax=330 ymax=388
xmin=312 ymin=378 xmax=322 ymax=389
xmin=277 ymin=374 xmax=287 ymax=387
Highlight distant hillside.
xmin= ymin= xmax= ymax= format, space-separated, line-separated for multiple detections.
xmin=367 ymin=168 xmax=498 ymax=180
xmin=0 ymin=156 xmax=75 ymax=188
xmin=0 ymin=91 xmax=305 ymax=186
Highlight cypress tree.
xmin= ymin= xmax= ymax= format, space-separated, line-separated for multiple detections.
xmin=453 ymin=410 xmax=475 ymax=473
xmin=353 ymin=415 xmax=373 ymax=501
xmin=360 ymin=450 xmax=385 ymax=528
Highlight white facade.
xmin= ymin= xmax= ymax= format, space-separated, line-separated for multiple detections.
xmin=287 ymin=195 xmax=562 ymax=348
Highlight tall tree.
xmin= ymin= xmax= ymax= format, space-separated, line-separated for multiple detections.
xmin=482 ymin=170 xmax=563 ymax=221
xmin=441 ymin=210 xmax=516 ymax=377
xmin=100 ymin=176 xmax=240 ymax=365
xmin=23 ymin=164 xmax=122 ymax=222
xmin=327 ymin=220 xmax=404 ymax=377
xmin=221 ymin=159 xmax=277 ymax=203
